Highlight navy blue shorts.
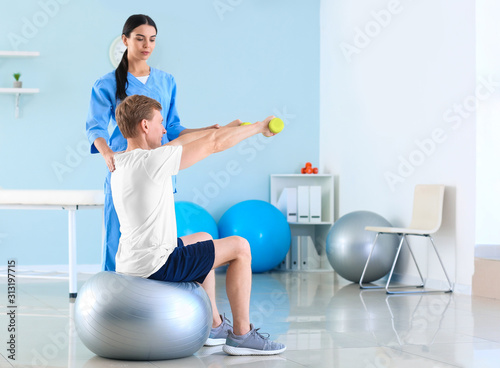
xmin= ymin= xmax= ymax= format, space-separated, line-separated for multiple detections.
xmin=148 ymin=238 xmax=215 ymax=284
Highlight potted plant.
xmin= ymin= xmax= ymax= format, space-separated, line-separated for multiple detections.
xmin=13 ymin=73 xmax=22 ymax=88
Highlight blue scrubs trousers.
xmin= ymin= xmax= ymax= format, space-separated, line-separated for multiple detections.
xmin=102 ymin=172 xmax=120 ymax=271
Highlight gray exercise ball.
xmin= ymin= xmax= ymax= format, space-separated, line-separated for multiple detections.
xmin=326 ymin=211 xmax=398 ymax=283
xmin=75 ymin=271 xmax=212 ymax=361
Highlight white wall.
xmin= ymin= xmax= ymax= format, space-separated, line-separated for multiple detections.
xmin=476 ymin=0 xmax=500 ymax=247
xmin=320 ymin=0 xmax=475 ymax=291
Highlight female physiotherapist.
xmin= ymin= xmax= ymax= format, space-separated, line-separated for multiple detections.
xmin=86 ymin=14 xmax=218 ymax=271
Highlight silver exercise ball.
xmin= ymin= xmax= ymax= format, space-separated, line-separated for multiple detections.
xmin=75 ymin=271 xmax=212 ymax=361
xmin=326 ymin=211 xmax=398 ymax=283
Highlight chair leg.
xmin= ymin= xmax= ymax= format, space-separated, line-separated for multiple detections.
xmin=384 ymin=235 xmax=406 ymax=292
xmin=402 ymin=235 xmax=425 ymax=288
xmin=386 ymin=236 xmax=426 ymax=294
xmin=359 ymin=233 xmax=383 ymax=289
xmin=360 ymin=233 xmax=420 ymax=290
xmin=387 ymin=235 xmax=454 ymax=294
xmin=428 ymin=235 xmax=454 ymax=293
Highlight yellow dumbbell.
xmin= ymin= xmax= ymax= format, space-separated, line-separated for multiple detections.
xmin=240 ymin=118 xmax=284 ymax=135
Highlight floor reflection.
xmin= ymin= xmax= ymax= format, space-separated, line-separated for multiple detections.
xmin=2 ymin=271 xmax=500 ymax=367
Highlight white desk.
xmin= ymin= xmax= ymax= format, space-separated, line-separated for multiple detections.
xmin=0 ymin=190 xmax=105 ymax=297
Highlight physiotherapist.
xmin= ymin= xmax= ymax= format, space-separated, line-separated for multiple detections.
xmin=86 ymin=14 xmax=219 ymax=271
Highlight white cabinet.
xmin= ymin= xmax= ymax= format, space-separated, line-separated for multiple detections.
xmin=0 ymin=51 xmax=40 ymax=118
xmin=270 ymin=174 xmax=334 ymax=271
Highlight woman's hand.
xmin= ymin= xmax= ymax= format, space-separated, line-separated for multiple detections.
xmin=102 ymin=150 xmax=116 ymax=172
xmin=93 ymin=138 xmax=116 ymax=172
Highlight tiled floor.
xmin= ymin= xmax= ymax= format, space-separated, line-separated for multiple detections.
xmin=1 ymin=271 xmax=500 ymax=367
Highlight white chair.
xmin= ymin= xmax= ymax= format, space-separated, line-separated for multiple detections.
xmin=359 ymin=184 xmax=453 ymax=294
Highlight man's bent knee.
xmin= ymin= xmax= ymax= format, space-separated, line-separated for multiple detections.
xmin=232 ymin=236 xmax=251 ymax=260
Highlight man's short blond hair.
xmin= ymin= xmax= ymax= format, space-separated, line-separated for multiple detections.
xmin=115 ymin=95 xmax=162 ymax=138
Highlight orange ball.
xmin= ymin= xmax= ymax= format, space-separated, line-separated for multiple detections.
xmin=313 ymin=168 xmax=318 ymax=174
xmin=301 ymin=168 xmax=306 ymax=174
xmin=305 ymin=162 xmax=312 ymax=168
xmin=306 ymin=167 xmax=313 ymax=174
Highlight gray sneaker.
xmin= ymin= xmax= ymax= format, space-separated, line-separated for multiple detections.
xmin=205 ymin=314 xmax=233 ymax=346
xmin=222 ymin=324 xmax=286 ymax=356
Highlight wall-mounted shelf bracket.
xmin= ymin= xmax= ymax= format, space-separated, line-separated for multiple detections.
xmin=0 ymin=88 xmax=40 ymax=118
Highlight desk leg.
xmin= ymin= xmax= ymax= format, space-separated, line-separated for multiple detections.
xmin=68 ymin=209 xmax=77 ymax=298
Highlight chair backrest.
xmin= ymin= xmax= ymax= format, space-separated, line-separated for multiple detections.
xmin=408 ymin=184 xmax=445 ymax=233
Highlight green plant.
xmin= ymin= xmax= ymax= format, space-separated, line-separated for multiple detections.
xmin=13 ymin=73 xmax=21 ymax=81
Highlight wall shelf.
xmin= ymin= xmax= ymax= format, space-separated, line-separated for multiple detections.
xmin=0 ymin=88 xmax=40 ymax=93
xmin=0 ymin=51 xmax=40 ymax=118
xmin=0 ymin=51 xmax=40 ymax=57
xmin=270 ymin=174 xmax=334 ymax=224
xmin=0 ymin=88 xmax=40 ymax=118
xmin=270 ymin=174 xmax=334 ymax=272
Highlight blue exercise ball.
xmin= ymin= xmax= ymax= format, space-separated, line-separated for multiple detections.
xmin=75 ymin=271 xmax=212 ymax=360
xmin=175 ymin=201 xmax=218 ymax=239
xmin=326 ymin=211 xmax=399 ymax=283
xmin=218 ymin=200 xmax=291 ymax=273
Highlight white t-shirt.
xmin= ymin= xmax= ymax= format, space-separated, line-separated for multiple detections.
xmin=111 ymin=145 xmax=183 ymax=277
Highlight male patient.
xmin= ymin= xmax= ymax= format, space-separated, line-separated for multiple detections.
xmin=111 ymin=94 xmax=285 ymax=356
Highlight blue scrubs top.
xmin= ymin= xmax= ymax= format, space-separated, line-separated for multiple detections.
xmin=86 ymin=67 xmax=185 ymax=155
xmin=86 ymin=68 xmax=185 ymax=271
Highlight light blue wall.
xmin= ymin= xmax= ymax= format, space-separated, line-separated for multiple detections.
xmin=0 ymin=0 xmax=319 ymax=265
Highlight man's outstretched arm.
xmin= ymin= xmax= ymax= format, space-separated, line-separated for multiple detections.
xmin=170 ymin=116 xmax=276 ymax=171
xmin=166 ymin=119 xmax=242 ymax=147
